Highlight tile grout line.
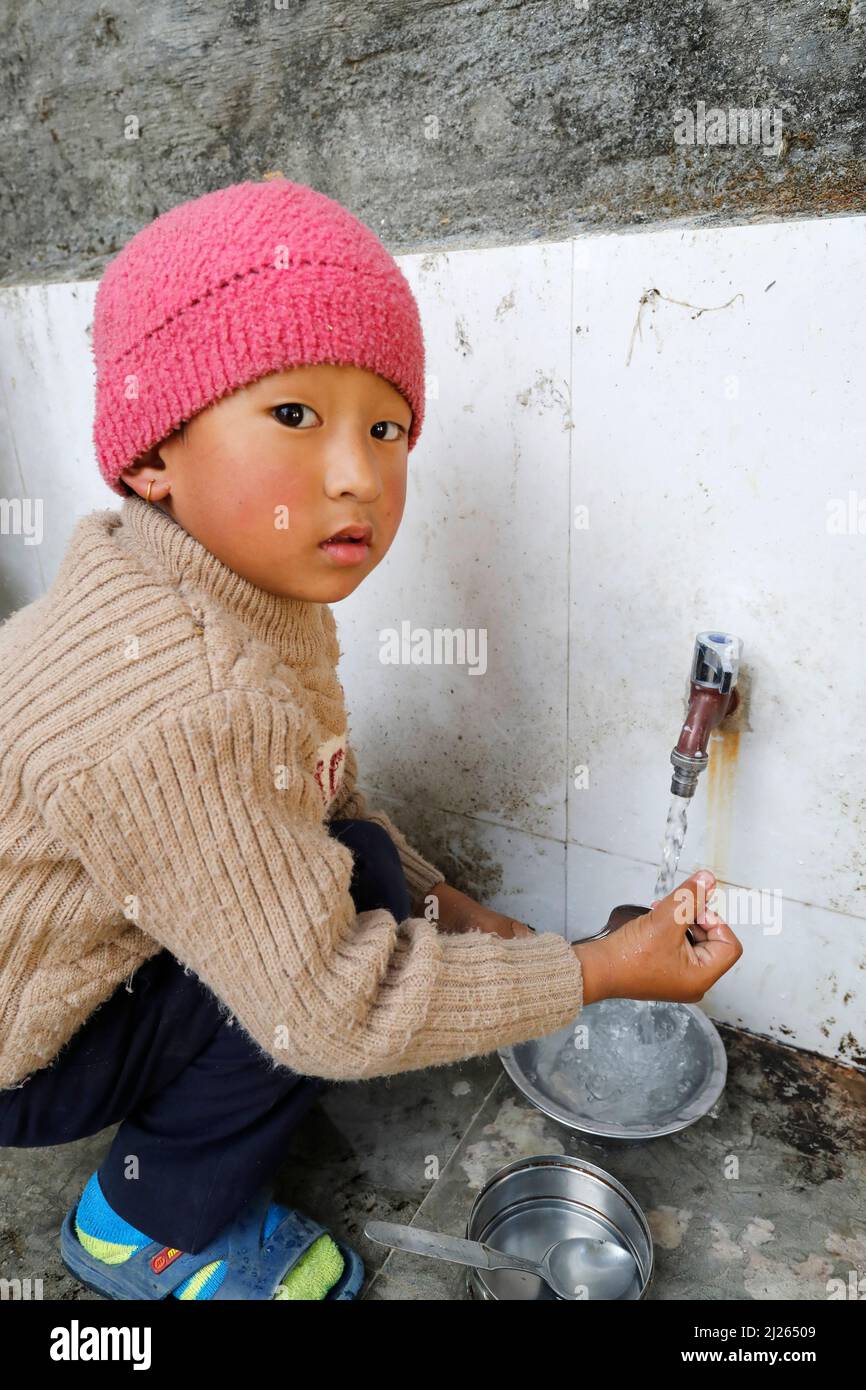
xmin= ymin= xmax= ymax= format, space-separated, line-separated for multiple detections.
xmin=564 ymin=235 xmax=576 ymax=939
xmin=363 ymin=1067 xmax=506 ymax=1298
xmin=371 ymin=789 xmax=866 ymax=928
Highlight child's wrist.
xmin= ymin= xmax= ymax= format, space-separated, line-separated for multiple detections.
xmin=572 ymin=938 xmax=611 ymax=1005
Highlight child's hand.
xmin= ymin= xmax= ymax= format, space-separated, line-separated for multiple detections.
xmin=429 ymin=882 xmax=536 ymax=938
xmin=476 ymin=912 xmax=536 ymax=940
xmin=573 ymin=870 xmax=742 ymax=1006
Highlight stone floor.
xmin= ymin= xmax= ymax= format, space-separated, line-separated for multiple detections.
xmin=1 ymin=1024 xmax=864 ymax=1300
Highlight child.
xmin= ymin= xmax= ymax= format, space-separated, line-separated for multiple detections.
xmin=0 ymin=178 xmax=741 ymax=1301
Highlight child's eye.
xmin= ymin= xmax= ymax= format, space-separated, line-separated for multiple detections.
xmin=271 ymin=405 xmax=406 ymax=439
xmin=272 ymin=403 xmax=319 ymax=429
xmin=371 ymin=421 xmax=406 ymax=441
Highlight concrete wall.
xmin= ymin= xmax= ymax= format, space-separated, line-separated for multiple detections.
xmin=1 ymin=1 xmax=865 ymax=1069
xmin=1 ymin=0 xmax=865 ymax=286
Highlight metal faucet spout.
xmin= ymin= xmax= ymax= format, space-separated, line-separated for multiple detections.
xmin=669 ymin=632 xmax=742 ymax=798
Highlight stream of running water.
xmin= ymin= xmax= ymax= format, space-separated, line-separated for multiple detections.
xmin=627 ymin=792 xmax=694 ymax=1042
xmin=653 ymin=793 xmax=691 ymax=899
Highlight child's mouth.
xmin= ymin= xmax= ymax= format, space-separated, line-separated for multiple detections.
xmin=318 ymin=528 xmax=372 ymax=567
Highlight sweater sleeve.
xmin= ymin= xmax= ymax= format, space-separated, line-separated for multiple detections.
xmin=40 ymin=688 xmax=584 ymax=1082
xmin=325 ymin=740 xmax=447 ymax=915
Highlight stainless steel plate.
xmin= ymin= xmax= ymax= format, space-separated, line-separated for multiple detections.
xmin=499 ymin=997 xmax=727 ymax=1140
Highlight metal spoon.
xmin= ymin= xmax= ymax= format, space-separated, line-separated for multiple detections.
xmin=365 ymin=1219 xmax=637 ymax=1300
xmin=593 ymin=902 xmax=697 ymax=949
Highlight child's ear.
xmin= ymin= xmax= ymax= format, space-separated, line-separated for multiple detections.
xmin=118 ymin=445 xmax=157 ymax=495
xmin=131 ymin=442 xmax=159 ymax=470
xmin=121 ymin=420 xmax=190 ymax=492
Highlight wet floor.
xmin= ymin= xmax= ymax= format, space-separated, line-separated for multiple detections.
xmin=1 ymin=1024 xmax=863 ymax=1300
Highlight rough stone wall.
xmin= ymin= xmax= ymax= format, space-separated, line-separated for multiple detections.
xmin=2 ymin=0 xmax=865 ymax=285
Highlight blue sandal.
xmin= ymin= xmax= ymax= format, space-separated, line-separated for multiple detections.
xmin=60 ymin=1184 xmax=365 ymax=1300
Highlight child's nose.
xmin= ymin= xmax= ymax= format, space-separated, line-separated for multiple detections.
xmin=324 ymin=439 xmax=384 ymax=498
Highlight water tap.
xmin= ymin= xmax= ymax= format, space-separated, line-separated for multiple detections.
xmin=669 ymin=632 xmax=742 ymax=798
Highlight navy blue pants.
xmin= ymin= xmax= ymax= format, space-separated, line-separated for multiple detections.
xmin=0 ymin=819 xmax=412 ymax=1253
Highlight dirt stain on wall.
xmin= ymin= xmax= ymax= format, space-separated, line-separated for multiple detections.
xmin=706 ymin=723 xmax=740 ymax=879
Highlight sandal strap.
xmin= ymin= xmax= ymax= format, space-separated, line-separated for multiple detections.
xmin=61 ymin=1185 xmax=329 ymax=1300
xmin=215 ymin=1189 xmax=328 ymax=1300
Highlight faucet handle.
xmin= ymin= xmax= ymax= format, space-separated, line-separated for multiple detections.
xmin=692 ymin=632 xmax=742 ymax=693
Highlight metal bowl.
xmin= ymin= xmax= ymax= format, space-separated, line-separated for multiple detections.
xmin=465 ymin=1153 xmax=653 ymax=1300
xmin=499 ymin=996 xmax=727 ymax=1141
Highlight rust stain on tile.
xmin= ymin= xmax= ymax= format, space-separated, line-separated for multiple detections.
xmin=706 ymin=724 xmax=740 ymax=878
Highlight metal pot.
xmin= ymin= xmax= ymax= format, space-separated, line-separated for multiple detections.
xmin=465 ymin=1153 xmax=653 ymax=1301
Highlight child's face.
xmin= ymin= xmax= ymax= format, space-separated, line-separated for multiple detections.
xmin=120 ymin=363 xmax=412 ymax=603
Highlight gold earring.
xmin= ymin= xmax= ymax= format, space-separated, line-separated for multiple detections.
xmin=146 ymin=480 xmax=154 ymax=503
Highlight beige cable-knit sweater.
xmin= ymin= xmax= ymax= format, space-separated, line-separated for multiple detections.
xmin=0 ymin=496 xmax=583 ymax=1089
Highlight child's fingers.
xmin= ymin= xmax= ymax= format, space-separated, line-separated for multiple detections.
xmin=667 ymin=870 xmax=716 ymax=928
xmin=700 ymin=915 xmax=740 ymax=948
xmin=692 ymin=928 xmax=744 ymax=980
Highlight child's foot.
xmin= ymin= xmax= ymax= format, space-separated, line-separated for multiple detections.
xmin=73 ymin=1171 xmax=344 ymax=1300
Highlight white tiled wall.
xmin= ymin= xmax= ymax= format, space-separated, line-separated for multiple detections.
xmin=2 ymin=214 xmax=864 ymax=1068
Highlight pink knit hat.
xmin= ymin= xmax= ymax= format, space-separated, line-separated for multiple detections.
xmin=92 ymin=177 xmax=426 ymax=497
